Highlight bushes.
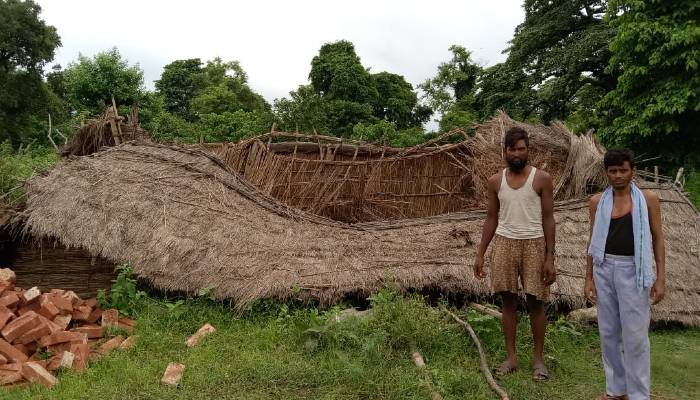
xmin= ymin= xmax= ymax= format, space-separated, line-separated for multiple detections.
xmin=0 ymin=142 xmax=58 ymax=205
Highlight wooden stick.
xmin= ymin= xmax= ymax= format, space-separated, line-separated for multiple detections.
xmin=468 ymin=302 xmax=503 ymax=320
xmin=47 ymin=113 xmax=59 ymax=151
xmin=441 ymin=307 xmax=510 ymax=400
xmin=409 ymin=342 xmax=443 ymax=400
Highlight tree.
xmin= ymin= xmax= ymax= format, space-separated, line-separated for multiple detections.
xmin=474 ymin=62 xmax=535 ymax=121
xmin=273 ymin=85 xmax=328 ymax=133
xmin=63 ymin=48 xmax=144 ymax=114
xmin=309 ymin=40 xmax=378 ymax=104
xmin=419 ymin=45 xmax=481 ymax=116
xmin=420 ymin=45 xmax=481 ymax=131
xmin=0 ymin=0 xmax=60 ymax=148
xmin=154 ymin=58 xmax=204 ymax=121
xmin=189 ymin=57 xmax=268 ymax=116
xmin=372 ymin=72 xmax=429 ymax=129
xmin=504 ymin=0 xmax=615 ymax=124
xmin=599 ymin=0 xmax=700 ymax=169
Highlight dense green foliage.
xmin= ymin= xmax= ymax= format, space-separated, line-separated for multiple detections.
xmin=599 ymin=0 xmax=700 ymax=169
xmin=0 ymin=141 xmax=59 ymax=205
xmin=0 ymin=0 xmax=60 ymax=149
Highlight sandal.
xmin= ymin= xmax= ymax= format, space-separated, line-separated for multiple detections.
xmin=493 ymin=360 xmax=517 ymax=376
xmin=532 ymin=364 xmax=549 ymax=382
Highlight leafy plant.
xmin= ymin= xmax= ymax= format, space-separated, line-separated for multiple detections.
xmin=97 ymin=264 xmax=147 ymax=317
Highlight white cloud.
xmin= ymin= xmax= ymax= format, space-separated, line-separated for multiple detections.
xmin=37 ymin=0 xmax=524 ymax=102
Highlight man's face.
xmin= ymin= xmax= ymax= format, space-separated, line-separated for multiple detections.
xmin=504 ymin=139 xmax=528 ymax=172
xmin=606 ymin=161 xmax=634 ymax=190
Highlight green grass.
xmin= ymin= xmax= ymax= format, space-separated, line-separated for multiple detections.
xmin=686 ymin=170 xmax=700 ymax=209
xmin=3 ymin=291 xmax=699 ymax=400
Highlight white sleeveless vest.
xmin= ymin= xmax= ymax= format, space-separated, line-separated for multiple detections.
xmin=494 ymin=167 xmax=544 ymax=239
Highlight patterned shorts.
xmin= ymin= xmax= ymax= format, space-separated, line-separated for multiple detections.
xmin=490 ymin=234 xmax=549 ymax=301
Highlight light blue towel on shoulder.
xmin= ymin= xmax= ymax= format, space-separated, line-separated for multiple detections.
xmin=588 ymin=183 xmax=655 ymax=289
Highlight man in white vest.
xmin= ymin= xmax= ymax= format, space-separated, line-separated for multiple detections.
xmin=474 ymin=126 xmax=556 ymax=381
xmin=585 ymin=148 xmax=666 ymax=400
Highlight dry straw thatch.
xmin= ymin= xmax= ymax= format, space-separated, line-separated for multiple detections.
xmin=202 ymin=111 xmax=608 ymax=222
xmin=18 ymin=140 xmax=700 ymax=326
xmin=61 ymin=107 xmax=146 ymax=157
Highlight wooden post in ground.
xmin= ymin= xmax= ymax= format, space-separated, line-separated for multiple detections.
xmin=675 ymin=167 xmax=685 ymax=187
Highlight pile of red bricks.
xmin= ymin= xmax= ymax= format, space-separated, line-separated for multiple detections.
xmin=0 ymin=268 xmax=135 ymax=389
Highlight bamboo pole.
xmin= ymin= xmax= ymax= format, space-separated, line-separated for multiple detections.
xmin=468 ymin=302 xmax=503 ymax=320
xmin=441 ymin=306 xmax=510 ymax=400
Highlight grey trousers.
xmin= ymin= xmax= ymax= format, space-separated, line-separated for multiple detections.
xmin=594 ymin=254 xmax=651 ymax=400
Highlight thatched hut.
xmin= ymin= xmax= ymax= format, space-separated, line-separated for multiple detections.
xmin=16 ymin=141 xmax=700 ymax=326
xmin=0 ymin=212 xmax=116 ymax=298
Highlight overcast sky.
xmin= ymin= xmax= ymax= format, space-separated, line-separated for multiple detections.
xmin=37 ymin=0 xmax=524 ymax=103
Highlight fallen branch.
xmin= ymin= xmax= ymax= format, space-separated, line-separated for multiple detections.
xmin=441 ymin=306 xmax=509 ymax=400
xmin=409 ymin=341 xmax=443 ymax=400
xmin=468 ymin=302 xmax=503 ymax=320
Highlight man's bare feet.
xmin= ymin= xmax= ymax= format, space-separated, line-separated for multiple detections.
xmin=493 ymin=359 xmax=517 ymax=376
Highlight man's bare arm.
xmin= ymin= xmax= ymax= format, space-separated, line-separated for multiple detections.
xmin=540 ymin=172 xmax=555 ymax=257
xmin=645 ymin=190 xmax=666 ymax=304
xmin=473 ymin=175 xmax=500 ymax=279
xmin=584 ymin=194 xmax=601 ymax=302
xmin=539 ymin=172 xmax=556 ymax=284
xmin=476 ymin=176 xmax=500 ymax=258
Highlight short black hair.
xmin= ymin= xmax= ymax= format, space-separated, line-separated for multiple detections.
xmin=504 ymin=127 xmax=529 ymax=149
xmin=604 ymin=148 xmax=635 ymax=169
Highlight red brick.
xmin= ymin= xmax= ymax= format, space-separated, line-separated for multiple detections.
xmin=118 ymin=317 xmax=136 ymax=327
xmin=69 ymin=343 xmax=88 ymax=370
xmin=0 ymin=268 xmax=15 ymax=284
xmin=52 ymin=314 xmax=72 ymax=331
xmin=17 ymin=323 xmax=51 ymax=345
xmin=0 ymin=292 xmax=19 ymax=310
xmin=38 ymin=331 xmax=87 ymax=347
xmin=16 ymin=301 xmax=41 ymax=316
xmin=47 ymin=351 xmax=74 ymax=371
xmin=119 ymin=336 xmax=136 ymax=350
xmin=21 ymin=287 xmax=41 ymax=304
xmin=95 ymin=335 xmax=124 ymax=356
xmin=0 ymin=305 xmax=14 ymax=330
xmin=13 ymin=343 xmax=31 ymax=356
xmin=48 ymin=293 xmax=72 ymax=313
xmin=161 ymin=362 xmax=185 ymax=386
xmin=1 ymin=312 xmax=40 ymax=343
xmin=84 ymin=298 xmax=97 ymax=308
xmin=0 ymin=362 xmax=21 ymax=372
xmin=47 ymin=342 xmax=72 ymax=354
xmin=86 ymin=307 xmax=102 ymax=324
xmin=0 ymin=339 xmax=28 ymax=363
xmin=71 ymin=305 xmax=92 ymax=321
xmin=72 ymin=325 xmax=103 ymax=339
xmin=185 ymin=323 xmax=216 ymax=347
xmin=0 ymin=281 xmax=13 ymax=296
xmin=101 ymin=309 xmax=119 ymax=328
xmin=63 ymin=291 xmax=81 ymax=306
xmin=36 ymin=315 xmax=62 ymax=334
xmin=37 ymin=296 xmax=60 ymax=320
xmin=21 ymin=361 xmax=56 ymax=388
xmin=0 ymin=371 xmax=23 ymax=385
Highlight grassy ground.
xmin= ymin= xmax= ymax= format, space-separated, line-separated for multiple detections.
xmin=3 ymin=290 xmax=698 ymax=400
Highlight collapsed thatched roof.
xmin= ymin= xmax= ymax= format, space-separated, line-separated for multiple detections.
xmin=201 ymin=112 xmax=608 ymax=222
xmin=19 ymin=141 xmax=700 ymax=325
